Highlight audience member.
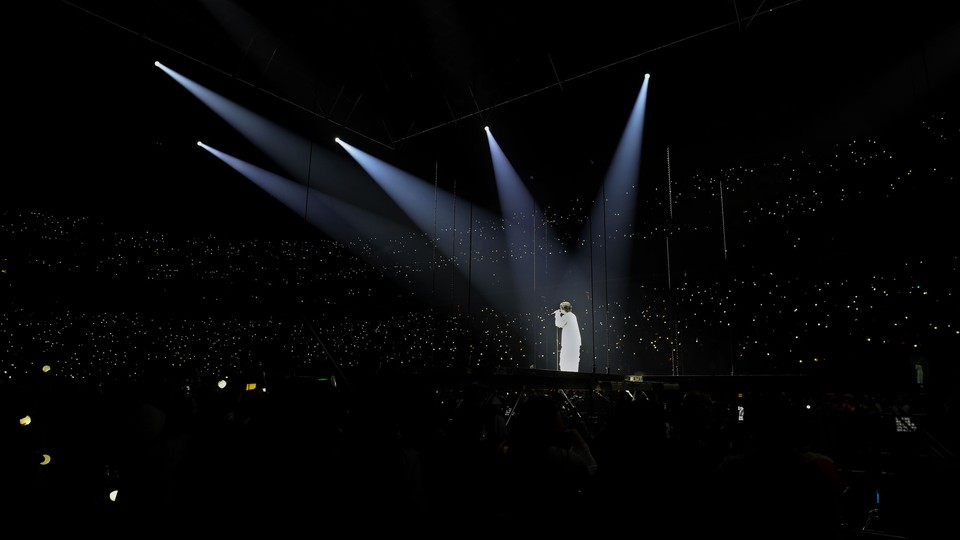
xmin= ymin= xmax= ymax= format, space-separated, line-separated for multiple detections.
xmin=494 ymin=392 xmax=597 ymax=528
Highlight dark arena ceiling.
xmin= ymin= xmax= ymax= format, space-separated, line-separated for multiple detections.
xmin=8 ymin=0 xmax=960 ymax=230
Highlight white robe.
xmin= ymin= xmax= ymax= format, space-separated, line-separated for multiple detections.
xmin=554 ymin=311 xmax=582 ymax=372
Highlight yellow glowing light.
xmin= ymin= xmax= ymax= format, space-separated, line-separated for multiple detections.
xmin=42 ymin=365 xmax=51 ymax=373
xmin=245 ymin=383 xmax=257 ymax=391
xmin=109 ymin=490 xmax=119 ymax=502
xmin=19 ymin=415 xmax=31 ymax=426
xmin=40 ymin=454 xmax=51 ymax=465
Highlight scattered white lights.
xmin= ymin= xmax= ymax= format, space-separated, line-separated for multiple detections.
xmin=895 ymin=417 xmax=917 ymax=433
xmin=0 ymin=111 xmax=953 ymax=380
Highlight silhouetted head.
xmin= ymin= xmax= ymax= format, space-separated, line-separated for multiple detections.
xmin=509 ymin=394 xmax=565 ymax=449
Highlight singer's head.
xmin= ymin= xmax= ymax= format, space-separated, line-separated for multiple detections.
xmin=559 ymin=301 xmax=572 ymax=313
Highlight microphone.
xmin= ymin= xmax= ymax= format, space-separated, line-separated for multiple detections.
xmin=552 ymin=309 xmax=561 ymax=315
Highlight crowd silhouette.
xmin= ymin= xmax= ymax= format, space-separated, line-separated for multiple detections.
xmin=4 ymin=367 xmax=956 ymax=538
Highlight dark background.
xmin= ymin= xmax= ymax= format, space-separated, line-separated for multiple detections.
xmin=2 ymin=0 xmax=959 ymax=383
xmin=7 ymin=0 xmax=958 ymax=236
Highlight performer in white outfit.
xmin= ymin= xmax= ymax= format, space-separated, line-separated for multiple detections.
xmin=553 ymin=301 xmax=581 ymax=372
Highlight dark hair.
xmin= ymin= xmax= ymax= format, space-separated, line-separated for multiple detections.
xmin=509 ymin=394 xmax=563 ymax=449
